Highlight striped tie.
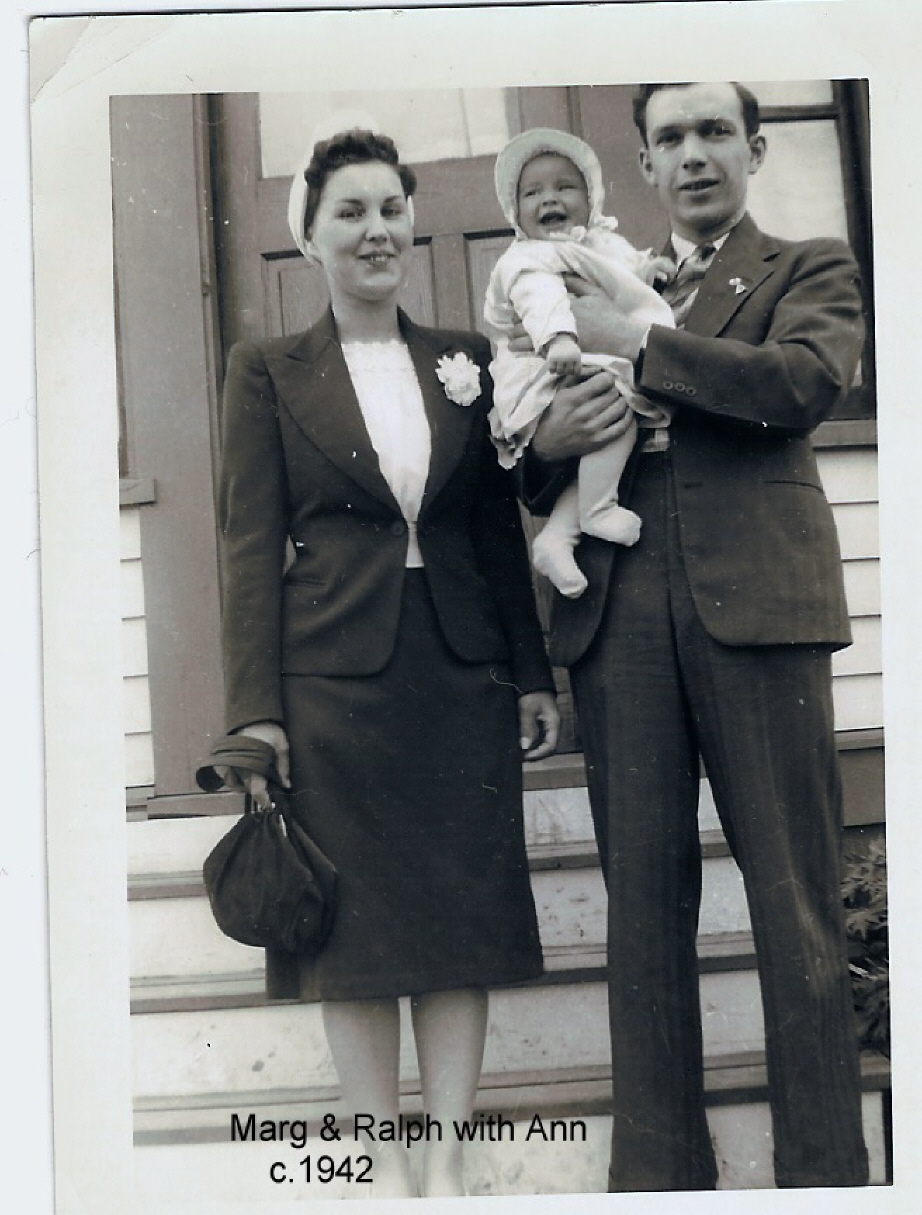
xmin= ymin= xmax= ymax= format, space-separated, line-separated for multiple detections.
xmin=662 ymin=244 xmax=716 ymax=327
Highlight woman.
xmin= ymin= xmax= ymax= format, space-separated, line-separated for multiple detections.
xmin=219 ymin=129 xmax=559 ymax=1198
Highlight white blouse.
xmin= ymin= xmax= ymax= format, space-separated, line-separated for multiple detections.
xmin=341 ymin=340 xmax=431 ymax=568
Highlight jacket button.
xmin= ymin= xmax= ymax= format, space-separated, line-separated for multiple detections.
xmin=390 ymin=521 xmax=406 ymax=537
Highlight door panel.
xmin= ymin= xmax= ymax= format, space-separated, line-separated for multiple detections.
xmin=468 ymin=234 xmax=515 ymax=331
xmin=268 ymin=241 xmax=438 ymax=335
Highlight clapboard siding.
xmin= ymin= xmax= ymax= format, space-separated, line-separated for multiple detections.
xmin=120 ymin=556 xmax=146 ymax=620
xmin=126 ymin=734 xmax=156 ymax=789
xmin=832 ymin=617 xmax=880 ymax=677
xmin=121 ymin=507 xmax=155 ymax=788
xmin=817 ymin=446 xmax=878 ymax=505
xmin=122 ymin=617 xmax=151 ymax=679
xmin=819 ymin=448 xmax=882 ymax=732
xmin=831 ymin=499 xmax=879 ymax=561
xmin=832 ymin=674 xmax=883 ymax=733
xmin=842 ymin=560 xmax=880 ymax=618
xmin=124 ymin=676 xmax=154 ymax=736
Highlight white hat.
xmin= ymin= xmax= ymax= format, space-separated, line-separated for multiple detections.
xmin=287 ymin=112 xmax=415 ymax=262
xmin=287 ymin=163 xmax=316 ymax=261
xmin=494 ymin=127 xmax=607 ymax=237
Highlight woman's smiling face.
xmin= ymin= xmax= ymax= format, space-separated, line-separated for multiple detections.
xmin=516 ymin=154 xmax=590 ymax=241
xmin=308 ymin=161 xmax=413 ymax=307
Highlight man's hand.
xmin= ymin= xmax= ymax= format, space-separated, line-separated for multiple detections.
xmin=507 ymin=276 xmax=664 ymax=363
xmin=531 ymin=369 xmax=634 ymax=462
xmin=563 ymin=275 xmax=653 ymax=363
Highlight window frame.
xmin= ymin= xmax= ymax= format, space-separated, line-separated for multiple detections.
xmin=758 ymin=80 xmax=875 ymax=428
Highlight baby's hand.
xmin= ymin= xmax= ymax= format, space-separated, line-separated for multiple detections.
xmin=545 ymin=334 xmax=582 ymax=376
xmin=642 ymin=254 xmax=677 ymax=293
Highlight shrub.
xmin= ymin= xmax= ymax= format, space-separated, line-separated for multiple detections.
xmin=842 ymin=838 xmax=889 ymax=1057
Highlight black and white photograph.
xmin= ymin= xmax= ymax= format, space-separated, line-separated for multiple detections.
xmin=18 ymin=3 xmax=922 ymax=1213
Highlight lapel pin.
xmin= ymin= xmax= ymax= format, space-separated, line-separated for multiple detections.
xmin=728 ymin=277 xmax=748 ymax=295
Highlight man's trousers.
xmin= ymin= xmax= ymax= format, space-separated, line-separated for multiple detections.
xmin=569 ymin=451 xmax=869 ymax=1191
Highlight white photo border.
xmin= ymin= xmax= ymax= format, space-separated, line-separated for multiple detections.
xmin=25 ymin=3 xmax=922 ymax=1213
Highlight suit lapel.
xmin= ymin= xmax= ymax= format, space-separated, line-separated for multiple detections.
xmin=266 ymin=309 xmax=478 ymax=515
xmin=683 ymin=213 xmax=779 ymax=338
xmin=400 ymin=312 xmax=478 ymax=516
xmin=265 ymin=310 xmax=399 ymax=511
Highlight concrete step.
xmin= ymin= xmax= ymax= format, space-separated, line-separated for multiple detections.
xmin=522 ymin=766 xmax=723 ymax=840
xmin=128 ymin=835 xmax=750 ymax=981
xmin=528 ymin=832 xmax=749 ymax=946
xmin=125 ymin=788 xmax=600 ymax=874
xmin=131 ymin=1054 xmax=891 ymax=1197
xmin=127 ymin=777 xmax=722 ymax=873
xmin=132 ymin=961 xmax=767 ymax=1102
xmin=130 ymin=929 xmax=757 ymax=1012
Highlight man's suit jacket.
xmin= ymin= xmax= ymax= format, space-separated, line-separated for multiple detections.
xmin=528 ymin=213 xmax=864 ymax=668
xmin=220 ymin=308 xmax=553 ymax=733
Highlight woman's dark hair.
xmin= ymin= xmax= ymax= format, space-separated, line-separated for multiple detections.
xmin=632 ymin=83 xmax=761 ymax=145
xmin=302 ymin=129 xmax=418 ymax=234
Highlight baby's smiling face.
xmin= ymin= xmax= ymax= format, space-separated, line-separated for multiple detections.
xmin=516 ymin=153 xmax=590 ymax=241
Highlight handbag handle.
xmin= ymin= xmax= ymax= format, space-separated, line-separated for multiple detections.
xmin=244 ymin=785 xmax=292 ymax=836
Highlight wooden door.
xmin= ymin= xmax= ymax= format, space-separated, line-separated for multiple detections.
xmin=208 ymin=89 xmax=604 ymax=341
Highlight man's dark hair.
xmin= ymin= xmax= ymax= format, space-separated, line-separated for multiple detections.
xmin=302 ymin=129 xmax=418 ymax=235
xmin=632 ymin=83 xmax=761 ymax=145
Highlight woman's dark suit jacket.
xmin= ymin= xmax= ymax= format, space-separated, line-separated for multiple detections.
xmin=219 ymin=308 xmax=553 ymax=732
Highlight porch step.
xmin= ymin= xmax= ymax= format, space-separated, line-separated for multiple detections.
xmin=128 ymin=771 xmax=886 ymax=1192
xmin=128 ymin=828 xmax=750 ymax=983
xmin=132 ymin=1054 xmax=890 ymax=1196
xmin=132 ymin=954 xmax=767 ymax=1102
xmin=126 ymin=776 xmax=723 ymax=870
xmin=130 ymin=929 xmax=757 ymax=1013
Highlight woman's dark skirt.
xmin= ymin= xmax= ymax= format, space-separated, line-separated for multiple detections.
xmin=282 ymin=569 xmax=543 ymax=1001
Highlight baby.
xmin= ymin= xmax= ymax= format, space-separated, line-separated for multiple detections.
xmin=485 ymin=128 xmax=675 ymax=598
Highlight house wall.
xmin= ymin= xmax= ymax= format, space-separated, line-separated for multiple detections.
xmin=823 ymin=448 xmax=882 ymax=733
xmin=122 ymin=506 xmax=155 ymax=790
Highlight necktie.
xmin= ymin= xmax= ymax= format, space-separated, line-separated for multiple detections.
xmin=662 ymin=244 xmax=716 ymax=327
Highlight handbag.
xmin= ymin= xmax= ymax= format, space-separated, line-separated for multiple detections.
xmin=196 ymin=736 xmax=336 ymax=956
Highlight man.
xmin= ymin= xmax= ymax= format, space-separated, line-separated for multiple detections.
xmin=523 ymin=82 xmax=870 ymax=1191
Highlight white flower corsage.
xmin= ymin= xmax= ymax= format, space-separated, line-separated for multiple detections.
xmin=435 ymin=351 xmax=481 ymax=407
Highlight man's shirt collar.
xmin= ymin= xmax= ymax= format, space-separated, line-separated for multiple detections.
xmin=671 ymin=225 xmax=734 ymax=266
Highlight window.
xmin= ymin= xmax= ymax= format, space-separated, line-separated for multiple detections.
xmin=259 ymin=89 xmax=519 ymax=177
xmin=746 ymin=81 xmax=874 ymax=420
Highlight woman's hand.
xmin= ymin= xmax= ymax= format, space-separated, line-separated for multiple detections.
xmin=518 ymin=691 xmax=560 ymax=762
xmin=531 ymin=370 xmax=633 ymax=462
xmin=231 ymin=721 xmax=291 ymax=811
